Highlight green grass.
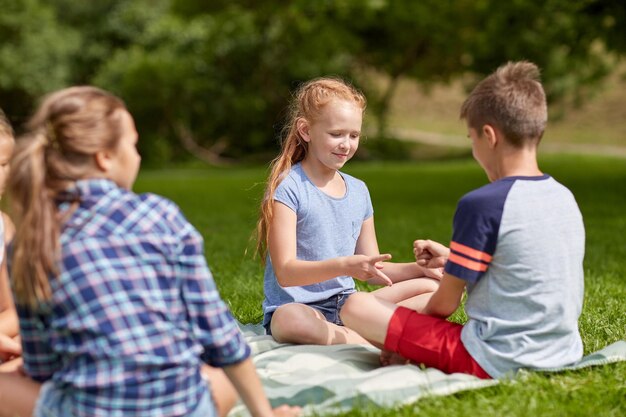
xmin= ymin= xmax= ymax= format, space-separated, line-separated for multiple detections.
xmin=134 ymin=154 xmax=626 ymax=417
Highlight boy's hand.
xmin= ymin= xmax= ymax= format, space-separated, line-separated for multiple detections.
xmin=346 ymin=254 xmax=393 ymax=286
xmin=413 ymin=239 xmax=450 ymax=268
xmin=421 ymin=266 xmax=444 ymax=280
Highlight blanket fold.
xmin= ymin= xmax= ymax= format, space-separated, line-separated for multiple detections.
xmin=227 ymin=324 xmax=626 ymax=417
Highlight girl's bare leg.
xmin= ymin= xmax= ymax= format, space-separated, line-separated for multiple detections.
xmin=270 ymin=303 xmax=368 ymax=345
xmin=373 ymin=278 xmax=438 ymax=312
xmin=0 ymin=371 xmax=40 ymax=417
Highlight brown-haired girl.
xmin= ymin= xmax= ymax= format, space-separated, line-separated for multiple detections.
xmin=257 ymin=77 xmax=441 ymax=345
xmin=0 ymin=87 xmax=299 ymax=417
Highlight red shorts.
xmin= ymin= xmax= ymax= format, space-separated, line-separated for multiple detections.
xmin=384 ymin=306 xmax=491 ymax=379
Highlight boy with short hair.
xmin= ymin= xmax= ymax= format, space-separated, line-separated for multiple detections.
xmin=340 ymin=61 xmax=585 ymax=379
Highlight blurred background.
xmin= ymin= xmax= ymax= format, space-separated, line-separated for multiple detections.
xmin=1 ymin=0 xmax=624 ymax=166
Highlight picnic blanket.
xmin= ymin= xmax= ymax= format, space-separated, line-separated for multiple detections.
xmin=227 ymin=324 xmax=626 ymax=417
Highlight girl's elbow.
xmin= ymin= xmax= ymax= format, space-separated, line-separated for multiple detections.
xmin=276 ymin=276 xmax=290 ymax=287
xmin=273 ymin=268 xmax=293 ymax=287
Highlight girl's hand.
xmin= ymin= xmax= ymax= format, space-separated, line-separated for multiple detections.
xmin=0 ymin=356 xmax=24 ymax=374
xmin=413 ymin=239 xmax=450 ymax=268
xmin=0 ymin=333 xmax=21 ymax=362
xmin=272 ymin=404 xmax=302 ymax=417
xmin=344 ymin=254 xmax=393 ymax=286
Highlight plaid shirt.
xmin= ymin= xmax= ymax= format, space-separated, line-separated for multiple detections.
xmin=14 ymin=179 xmax=250 ymax=417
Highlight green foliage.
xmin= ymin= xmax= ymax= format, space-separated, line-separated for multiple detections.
xmin=0 ymin=0 xmax=80 ymax=123
xmin=49 ymin=0 xmax=170 ymax=83
xmin=461 ymin=1 xmax=617 ymax=113
xmin=0 ymin=0 xmax=624 ymax=160
xmin=93 ymin=2 xmax=361 ymax=161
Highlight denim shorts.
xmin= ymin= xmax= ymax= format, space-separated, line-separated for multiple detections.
xmin=264 ymin=292 xmax=353 ymax=335
xmin=34 ymin=381 xmax=217 ymax=417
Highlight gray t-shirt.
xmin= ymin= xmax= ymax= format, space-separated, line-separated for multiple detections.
xmin=262 ymin=163 xmax=374 ymax=325
xmin=445 ymin=175 xmax=585 ymax=378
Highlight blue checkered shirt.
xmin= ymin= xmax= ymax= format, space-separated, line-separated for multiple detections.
xmin=14 ymin=179 xmax=250 ymax=417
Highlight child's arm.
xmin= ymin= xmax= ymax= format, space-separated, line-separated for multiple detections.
xmin=0 ymin=308 xmax=18 ymax=337
xmin=269 ymin=203 xmax=392 ymax=286
xmin=354 ymin=217 xmax=443 ymax=286
xmin=0 ymin=263 xmax=12 ymax=314
xmin=178 ymin=224 xmax=299 ymax=417
xmin=0 ymin=308 xmax=20 ymax=361
xmin=223 ymin=358 xmax=300 ymax=417
xmin=422 ymin=272 xmax=466 ymax=318
xmin=410 ymin=239 xmax=462 ymax=317
xmin=0 ymin=213 xmax=15 ymax=313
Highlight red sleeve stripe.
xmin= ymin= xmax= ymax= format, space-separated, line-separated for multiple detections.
xmin=450 ymin=241 xmax=493 ymax=263
xmin=448 ymin=253 xmax=488 ymax=272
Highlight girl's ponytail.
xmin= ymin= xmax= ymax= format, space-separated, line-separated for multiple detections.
xmin=9 ymin=132 xmax=57 ymax=307
xmin=8 ymin=86 xmax=126 ymax=309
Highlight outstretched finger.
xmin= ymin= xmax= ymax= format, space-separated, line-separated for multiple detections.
xmin=375 ymin=269 xmax=393 ymax=286
xmin=371 ymin=253 xmax=392 ymax=264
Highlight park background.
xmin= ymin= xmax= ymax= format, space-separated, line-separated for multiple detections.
xmin=1 ymin=1 xmax=625 ymax=416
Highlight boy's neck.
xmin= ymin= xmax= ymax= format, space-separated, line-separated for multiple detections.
xmin=492 ymin=145 xmax=542 ymax=180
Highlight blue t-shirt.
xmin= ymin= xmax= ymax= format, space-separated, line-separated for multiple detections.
xmin=445 ymin=175 xmax=585 ymax=378
xmin=262 ymin=163 xmax=374 ymax=325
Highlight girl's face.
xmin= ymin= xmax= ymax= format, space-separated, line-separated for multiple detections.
xmin=0 ymin=136 xmax=14 ymax=197
xmin=106 ymin=109 xmax=141 ymax=190
xmin=300 ymin=99 xmax=362 ymax=172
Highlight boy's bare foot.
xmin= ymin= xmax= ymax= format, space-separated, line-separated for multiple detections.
xmin=273 ymin=404 xmax=302 ymax=416
xmin=380 ymin=349 xmax=412 ymax=366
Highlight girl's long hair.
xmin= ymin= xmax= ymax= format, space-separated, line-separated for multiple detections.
xmin=8 ymin=86 xmax=126 ymax=309
xmin=255 ymin=77 xmax=366 ymax=261
xmin=0 ymin=108 xmax=14 ymax=139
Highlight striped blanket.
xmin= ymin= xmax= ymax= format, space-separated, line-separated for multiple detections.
xmin=227 ymin=324 xmax=626 ymax=417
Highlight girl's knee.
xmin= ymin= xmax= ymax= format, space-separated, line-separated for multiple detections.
xmin=270 ymin=304 xmax=319 ymax=343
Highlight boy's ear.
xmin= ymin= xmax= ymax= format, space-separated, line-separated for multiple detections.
xmin=296 ymin=118 xmax=311 ymax=142
xmin=93 ymin=149 xmax=113 ymax=173
xmin=482 ymin=124 xmax=499 ymax=148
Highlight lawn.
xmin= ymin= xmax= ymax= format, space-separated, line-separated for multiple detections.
xmin=135 ymin=154 xmax=626 ymax=417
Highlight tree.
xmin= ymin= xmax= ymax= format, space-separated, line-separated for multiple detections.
xmin=0 ymin=0 xmax=80 ymax=127
xmin=1 ymin=0 xmax=624 ymax=162
xmin=460 ymin=0 xmax=617 ymax=112
xmin=337 ymin=0 xmax=622 ymax=136
xmin=94 ymin=1 xmax=361 ymax=164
